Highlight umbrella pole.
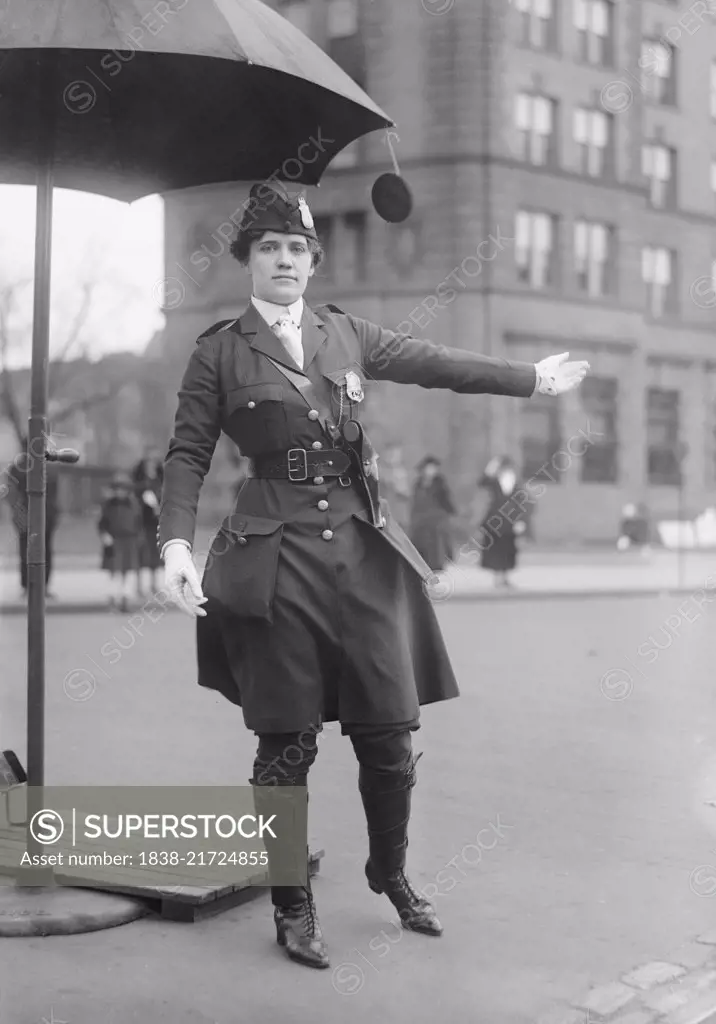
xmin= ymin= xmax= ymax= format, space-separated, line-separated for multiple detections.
xmin=26 ymin=164 xmax=53 ymax=794
xmin=0 ymin=162 xmax=147 ymax=934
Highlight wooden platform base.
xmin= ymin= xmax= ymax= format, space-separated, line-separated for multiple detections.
xmin=85 ymin=848 xmax=325 ymax=923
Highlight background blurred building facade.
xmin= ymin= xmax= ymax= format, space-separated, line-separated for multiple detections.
xmin=159 ymin=0 xmax=716 ymax=542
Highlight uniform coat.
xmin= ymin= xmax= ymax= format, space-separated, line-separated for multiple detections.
xmin=159 ymin=301 xmax=537 ymax=734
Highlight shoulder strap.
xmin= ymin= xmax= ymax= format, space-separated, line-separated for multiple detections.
xmin=197 ymin=319 xmax=239 ymax=342
xmin=263 ymin=354 xmax=340 ymax=441
xmin=315 ymin=303 xmax=346 ymax=316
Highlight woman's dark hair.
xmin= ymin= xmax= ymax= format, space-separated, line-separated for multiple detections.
xmin=229 ymin=229 xmax=324 ymax=270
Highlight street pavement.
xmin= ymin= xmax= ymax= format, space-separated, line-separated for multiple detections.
xmin=2 ymin=548 xmax=716 ymax=612
xmin=2 ymin=597 xmax=716 ymax=1021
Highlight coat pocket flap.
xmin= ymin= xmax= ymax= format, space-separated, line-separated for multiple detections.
xmin=221 ymin=513 xmax=284 ymax=538
xmin=224 ymin=383 xmax=284 ymax=414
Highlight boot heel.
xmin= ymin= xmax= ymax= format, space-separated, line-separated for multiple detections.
xmin=365 ymin=860 xmax=384 ymax=895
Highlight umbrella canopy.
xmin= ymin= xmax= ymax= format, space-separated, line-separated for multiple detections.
xmin=0 ymin=0 xmax=393 ymax=202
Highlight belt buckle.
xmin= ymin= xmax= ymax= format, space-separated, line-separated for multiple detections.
xmin=287 ymin=448 xmax=308 ymax=482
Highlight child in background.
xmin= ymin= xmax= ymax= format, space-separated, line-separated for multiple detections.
xmin=98 ymin=473 xmax=143 ymax=611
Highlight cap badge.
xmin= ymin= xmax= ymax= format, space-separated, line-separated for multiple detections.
xmin=298 ymin=196 xmax=314 ymax=231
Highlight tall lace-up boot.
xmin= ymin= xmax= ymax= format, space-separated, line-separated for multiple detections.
xmin=250 ymin=776 xmax=329 ymax=969
xmin=359 ymin=752 xmax=442 ymax=936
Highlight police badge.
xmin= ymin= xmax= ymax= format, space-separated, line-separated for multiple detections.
xmin=297 ymin=196 xmax=314 ymax=231
xmin=345 ymin=370 xmax=364 ymax=402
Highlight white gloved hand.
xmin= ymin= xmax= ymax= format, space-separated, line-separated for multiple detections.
xmin=100 ymin=533 xmax=113 ymax=546
xmin=535 ymin=352 xmax=590 ymax=396
xmin=142 ymin=489 xmax=159 ymax=510
xmin=163 ymin=542 xmax=207 ymax=618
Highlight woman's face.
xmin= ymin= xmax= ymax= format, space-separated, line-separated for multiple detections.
xmin=247 ymin=231 xmax=315 ymax=305
xmin=422 ymin=463 xmax=438 ymax=482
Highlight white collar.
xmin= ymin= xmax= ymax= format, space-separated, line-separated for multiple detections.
xmin=251 ymin=294 xmax=304 ymax=328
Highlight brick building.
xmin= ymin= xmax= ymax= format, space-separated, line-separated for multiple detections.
xmin=159 ymin=0 xmax=716 ymax=542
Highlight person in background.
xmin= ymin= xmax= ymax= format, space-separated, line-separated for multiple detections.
xmin=98 ymin=472 xmax=143 ymax=612
xmin=379 ymin=443 xmax=411 ymax=530
xmin=132 ymin=445 xmax=164 ymax=597
xmin=408 ymin=455 xmax=456 ymax=571
xmin=477 ymin=455 xmax=526 ymax=588
xmin=617 ymin=502 xmax=650 ymax=554
xmin=4 ymin=435 xmax=59 ymax=600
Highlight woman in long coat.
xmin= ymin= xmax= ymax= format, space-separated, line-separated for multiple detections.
xmin=131 ymin=446 xmax=164 ymax=595
xmin=478 ymin=455 xmax=526 ymax=587
xmin=159 ymin=182 xmax=589 ymax=970
xmin=409 ymin=455 xmax=456 ymax=571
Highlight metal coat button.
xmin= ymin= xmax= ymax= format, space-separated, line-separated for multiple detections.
xmin=317 ymin=500 xmax=329 ymax=511
xmin=311 ymin=441 xmax=323 ymax=450
xmin=313 ymin=476 xmax=324 ymax=485
xmin=321 ymin=529 xmax=333 ymax=541
xmin=247 ymin=401 xmax=256 ymax=409
xmin=237 ymin=536 xmax=248 ymax=545
xmin=308 ymin=409 xmax=320 ymax=421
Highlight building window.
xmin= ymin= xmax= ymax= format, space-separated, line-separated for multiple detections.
xmin=326 ymin=0 xmax=364 ymax=88
xmin=642 ymin=247 xmax=677 ymax=317
xmin=514 ymin=0 xmax=557 ymax=51
xmin=327 ymin=0 xmax=358 ymax=38
xmin=520 ymin=396 xmax=563 ymax=482
xmin=277 ymin=0 xmax=310 ymax=35
xmin=574 ymin=220 xmax=613 ymax=297
xmin=515 ymin=210 xmax=557 ymax=288
xmin=647 ymin=388 xmax=681 ymax=485
xmin=341 ymin=211 xmax=367 ymax=283
xmin=514 ymin=94 xmax=557 ymax=166
xmin=642 ymin=144 xmax=676 ymax=209
xmin=579 ymin=376 xmax=618 ymax=482
xmin=574 ymin=0 xmax=614 ymax=66
xmin=573 ymin=108 xmax=613 ymax=177
xmin=640 ymin=40 xmax=675 ymax=105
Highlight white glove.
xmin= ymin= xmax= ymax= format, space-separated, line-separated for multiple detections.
xmin=142 ymin=489 xmax=159 ymax=510
xmin=163 ymin=542 xmax=207 ymax=618
xmin=535 ymin=352 xmax=590 ymax=396
xmin=100 ymin=533 xmax=113 ymax=546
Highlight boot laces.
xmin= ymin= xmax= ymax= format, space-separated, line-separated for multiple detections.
xmin=393 ymin=868 xmax=425 ymax=908
xmin=301 ymin=891 xmax=319 ymax=935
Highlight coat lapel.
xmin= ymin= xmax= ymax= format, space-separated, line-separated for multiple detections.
xmin=236 ymin=301 xmax=302 ymax=372
xmin=235 ymin=300 xmax=328 ymax=374
xmin=300 ymin=305 xmax=328 ymax=371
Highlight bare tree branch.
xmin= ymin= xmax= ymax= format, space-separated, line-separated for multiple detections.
xmin=48 ymin=279 xmax=96 ymax=399
xmin=51 ymin=378 xmax=127 ymax=424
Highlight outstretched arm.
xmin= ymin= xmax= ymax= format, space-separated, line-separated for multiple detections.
xmin=349 ymin=315 xmax=588 ymax=397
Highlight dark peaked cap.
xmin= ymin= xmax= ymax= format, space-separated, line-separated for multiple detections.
xmin=237 ymin=182 xmax=318 ymax=240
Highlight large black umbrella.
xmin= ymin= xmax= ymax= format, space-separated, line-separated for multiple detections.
xmin=0 ymin=0 xmax=401 ymax=932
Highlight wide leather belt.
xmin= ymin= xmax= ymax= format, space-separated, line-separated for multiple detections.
xmin=252 ymin=448 xmax=352 ymax=481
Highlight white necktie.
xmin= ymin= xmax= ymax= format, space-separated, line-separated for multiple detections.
xmin=271 ymin=313 xmax=303 ymax=369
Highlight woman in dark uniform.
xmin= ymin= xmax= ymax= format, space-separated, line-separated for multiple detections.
xmin=409 ymin=455 xmax=456 ymax=571
xmin=159 ymin=182 xmax=589 ymax=970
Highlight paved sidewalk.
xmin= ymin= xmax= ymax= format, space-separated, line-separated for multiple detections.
xmin=1 ymin=549 xmax=716 ymax=613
